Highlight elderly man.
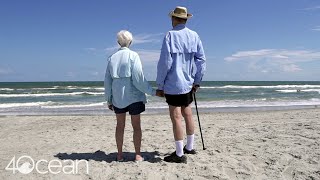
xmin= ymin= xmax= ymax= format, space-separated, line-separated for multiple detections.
xmin=156 ymin=6 xmax=206 ymax=163
xmin=105 ymin=30 xmax=161 ymax=162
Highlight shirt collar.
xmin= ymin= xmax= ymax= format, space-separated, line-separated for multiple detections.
xmin=173 ymin=24 xmax=186 ymax=30
xmin=119 ymin=47 xmax=129 ymax=50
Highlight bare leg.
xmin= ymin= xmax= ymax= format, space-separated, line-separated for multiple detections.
xmin=169 ymin=105 xmax=184 ymax=141
xmin=182 ymin=104 xmax=196 ymax=151
xmin=115 ymin=113 xmax=126 ymax=160
xmin=131 ymin=114 xmax=143 ymax=161
xmin=182 ymin=105 xmax=194 ymax=135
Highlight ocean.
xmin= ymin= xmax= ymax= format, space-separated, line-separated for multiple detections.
xmin=0 ymin=81 xmax=320 ymax=115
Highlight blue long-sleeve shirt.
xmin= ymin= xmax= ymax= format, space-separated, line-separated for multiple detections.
xmin=156 ymin=24 xmax=206 ymax=95
xmin=104 ymin=47 xmax=156 ymax=108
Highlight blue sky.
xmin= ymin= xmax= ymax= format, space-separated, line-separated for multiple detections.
xmin=0 ymin=0 xmax=319 ymax=82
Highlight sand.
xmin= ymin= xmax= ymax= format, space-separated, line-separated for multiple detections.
xmin=0 ymin=108 xmax=319 ymax=180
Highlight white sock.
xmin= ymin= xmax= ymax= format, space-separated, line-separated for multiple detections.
xmin=175 ymin=140 xmax=184 ymax=157
xmin=186 ymin=134 xmax=195 ymax=151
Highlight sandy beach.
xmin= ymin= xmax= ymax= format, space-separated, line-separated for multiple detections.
xmin=0 ymin=108 xmax=319 ymax=179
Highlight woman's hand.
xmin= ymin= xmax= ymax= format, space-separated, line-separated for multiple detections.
xmin=108 ymin=104 xmax=114 ymax=111
xmin=156 ymin=90 xmax=165 ymax=97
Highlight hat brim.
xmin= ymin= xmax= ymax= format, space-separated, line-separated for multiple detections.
xmin=169 ymin=11 xmax=193 ymax=19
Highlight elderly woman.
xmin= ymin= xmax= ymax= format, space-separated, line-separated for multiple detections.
xmin=104 ymin=30 xmax=160 ymax=162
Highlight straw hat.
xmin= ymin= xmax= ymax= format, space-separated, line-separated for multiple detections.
xmin=169 ymin=6 xmax=193 ymax=19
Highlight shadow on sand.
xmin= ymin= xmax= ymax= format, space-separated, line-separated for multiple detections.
xmin=54 ymin=150 xmax=162 ymax=163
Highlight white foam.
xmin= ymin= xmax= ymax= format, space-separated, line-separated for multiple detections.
xmin=146 ymin=99 xmax=320 ymax=109
xmin=276 ymin=90 xmax=298 ymax=93
xmin=30 ymin=87 xmax=59 ymax=90
xmin=276 ymin=89 xmax=320 ymax=93
xmin=17 ymin=87 xmax=104 ymax=91
xmin=82 ymin=92 xmax=104 ymax=95
xmin=0 ymin=101 xmax=53 ymax=108
xmin=1 ymin=99 xmax=320 ymax=112
xmin=0 ymin=92 xmax=104 ymax=97
xmin=64 ymin=87 xmax=103 ymax=90
xmin=202 ymin=85 xmax=320 ymax=89
xmin=0 ymin=88 xmax=14 ymax=91
xmin=41 ymin=102 xmax=105 ymax=109
xmin=301 ymin=89 xmax=320 ymax=93
xmin=223 ymin=90 xmax=240 ymax=93
xmin=61 ymin=87 xmax=104 ymax=91
xmin=194 ymin=99 xmax=320 ymax=108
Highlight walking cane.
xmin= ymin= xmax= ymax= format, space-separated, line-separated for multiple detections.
xmin=193 ymin=92 xmax=206 ymax=150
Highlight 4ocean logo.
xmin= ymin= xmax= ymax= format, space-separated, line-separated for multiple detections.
xmin=6 ymin=156 xmax=34 ymax=174
xmin=5 ymin=156 xmax=89 ymax=174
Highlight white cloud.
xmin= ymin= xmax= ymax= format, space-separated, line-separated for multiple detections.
xmin=303 ymin=6 xmax=320 ymax=10
xmin=66 ymin=72 xmax=76 ymax=78
xmin=225 ymin=49 xmax=274 ymax=61
xmin=104 ymin=45 xmax=119 ymax=53
xmin=312 ymin=26 xmax=320 ymax=31
xmin=84 ymin=47 xmax=116 ymax=56
xmin=225 ymin=49 xmax=320 ymax=73
xmin=91 ymin=71 xmax=99 ymax=76
xmin=83 ymin=48 xmax=99 ymax=55
xmin=225 ymin=49 xmax=320 ymax=62
xmin=0 ymin=68 xmax=13 ymax=75
xmin=135 ymin=49 xmax=160 ymax=63
xmin=283 ymin=64 xmax=302 ymax=72
xmin=84 ymin=48 xmax=97 ymax=51
xmin=133 ymin=33 xmax=163 ymax=45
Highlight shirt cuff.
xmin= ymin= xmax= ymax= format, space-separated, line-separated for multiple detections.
xmin=194 ymin=78 xmax=202 ymax=85
xmin=157 ymin=85 xmax=164 ymax=91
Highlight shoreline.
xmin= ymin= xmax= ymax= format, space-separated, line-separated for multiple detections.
xmin=0 ymin=104 xmax=319 ymax=116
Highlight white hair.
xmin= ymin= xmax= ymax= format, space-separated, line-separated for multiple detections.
xmin=117 ymin=30 xmax=133 ymax=47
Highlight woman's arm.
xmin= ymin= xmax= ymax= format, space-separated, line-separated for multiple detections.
xmin=131 ymin=53 xmax=156 ymax=96
xmin=104 ymin=58 xmax=113 ymax=105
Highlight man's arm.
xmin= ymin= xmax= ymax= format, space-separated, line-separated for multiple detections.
xmin=194 ymin=36 xmax=206 ymax=85
xmin=156 ymin=34 xmax=173 ymax=91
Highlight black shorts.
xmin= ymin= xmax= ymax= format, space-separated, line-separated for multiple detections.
xmin=165 ymin=90 xmax=193 ymax=107
xmin=113 ymin=101 xmax=145 ymax=115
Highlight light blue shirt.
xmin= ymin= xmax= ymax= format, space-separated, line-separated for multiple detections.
xmin=104 ymin=47 xmax=156 ymax=108
xmin=156 ymin=24 xmax=206 ymax=95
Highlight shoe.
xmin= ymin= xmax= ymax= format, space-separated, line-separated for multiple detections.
xmin=183 ymin=146 xmax=197 ymax=154
xmin=164 ymin=152 xmax=187 ymax=164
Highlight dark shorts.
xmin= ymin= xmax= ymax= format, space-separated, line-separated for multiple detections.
xmin=113 ymin=101 xmax=145 ymax=115
xmin=165 ymin=90 xmax=193 ymax=107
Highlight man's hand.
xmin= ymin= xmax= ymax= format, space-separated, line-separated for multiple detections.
xmin=192 ymin=84 xmax=200 ymax=93
xmin=156 ymin=90 xmax=165 ymax=97
xmin=108 ymin=104 xmax=114 ymax=111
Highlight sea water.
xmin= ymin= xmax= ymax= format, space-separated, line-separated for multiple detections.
xmin=0 ymin=81 xmax=319 ymax=115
